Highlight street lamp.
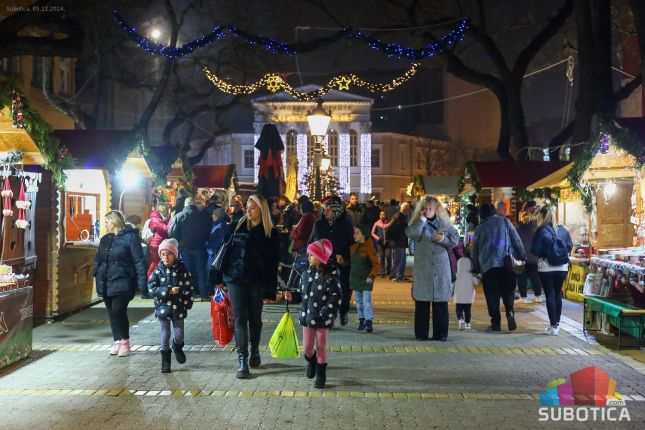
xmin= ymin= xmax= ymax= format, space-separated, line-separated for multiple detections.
xmin=118 ymin=169 xmax=140 ymax=212
xmin=307 ymin=98 xmax=331 ymax=200
xmin=150 ymin=28 xmax=162 ymax=40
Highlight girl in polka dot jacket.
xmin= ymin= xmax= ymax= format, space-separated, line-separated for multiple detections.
xmin=297 ymin=238 xmax=341 ymax=389
xmin=147 ymin=238 xmax=195 ymax=373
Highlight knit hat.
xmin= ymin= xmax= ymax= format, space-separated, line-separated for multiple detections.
xmin=307 ymin=239 xmax=333 ymax=265
xmin=158 ymin=238 xmax=179 ymax=258
xmin=213 ymin=207 xmax=226 ymax=220
xmin=322 ymin=195 xmax=344 ymax=224
xmin=357 ymin=223 xmax=371 ymax=240
xmin=301 ymin=199 xmax=314 ymax=214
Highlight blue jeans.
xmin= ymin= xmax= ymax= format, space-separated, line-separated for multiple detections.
xmin=390 ymin=247 xmax=407 ymax=279
xmin=181 ymin=248 xmax=209 ymax=299
xmin=355 ymin=290 xmax=373 ymax=320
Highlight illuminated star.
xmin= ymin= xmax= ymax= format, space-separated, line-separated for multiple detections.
xmin=337 ymin=76 xmax=351 ymax=91
xmin=266 ymin=75 xmax=282 ymax=92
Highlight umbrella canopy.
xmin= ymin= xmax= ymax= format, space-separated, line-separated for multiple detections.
xmin=255 ymin=123 xmax=286 ymax=198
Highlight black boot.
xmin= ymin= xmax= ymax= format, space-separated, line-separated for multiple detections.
xmin=507 ymin=311 xmax=517 ymax=332
xmin=304 ymin=352 xmax=317 ymax=379
xmin=172 ymin=340 xmax=186 ymax=364
xmin=236 ymin=354 xmax=250 ymax=379
xmin=357 ymin=318 xmax=365 ymax=330
xmin=365 ymin=320 xmax=373 ymax=333
xmin=249 ymin=345 xmax=261 ymax=368
xmin=340 ymin=312 xmax=349 ymax=326
xmin=161 ymin=350 xmax=171 ymax=373
xmin=314 ymin=363 xmax=327 ymax=389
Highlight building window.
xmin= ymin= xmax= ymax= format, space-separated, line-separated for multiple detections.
xmin=400 ymin=146 xmax=406 ymax=170
xmin=58 ymin=59 xmax=70 ymax=96
xmin=243 ymin=149 xmax=254 ymax=169
xmin=328 ymin=130 xmax=338 ymax=166
xmin=0 ymin=57 xmax=20 ymax=76
xmin=32 ymin=56 xmax=43 ymax=87
xmin=371 ymin=148 xmax=381 ymax=168
xmin=286 ymin=129 xmax=297 ymax=156
xmin=349 ymin=130 xmax=358 ymax=167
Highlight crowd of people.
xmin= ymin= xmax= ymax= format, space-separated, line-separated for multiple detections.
xmin=92 ymin=190 xmax=573 ymax=388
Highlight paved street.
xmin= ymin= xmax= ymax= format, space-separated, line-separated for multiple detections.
xmin=1 ymin=262 xmax=645 ymax=430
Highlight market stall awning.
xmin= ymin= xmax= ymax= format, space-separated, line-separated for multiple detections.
xmin=52 ymin=130 xmax=136 ymax=171
xmin=422 ymin=176 xmax=461 ymax=196
xmin=0 ymin=106 xmax=45 ymax=165
xmin=467 ymin=161 xmax=570 ymax=189
xmin=192 ymin=165 xmax=237 ymax=190
xmin=526 ymin=163 xmax=573 ymax=190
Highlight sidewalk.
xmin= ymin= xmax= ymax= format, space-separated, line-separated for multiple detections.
xmin=1 ymin=264 xmax=645 ymax=429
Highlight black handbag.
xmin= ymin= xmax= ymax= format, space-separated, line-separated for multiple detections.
xmin=212 ymin=221 xmax=241 ymax=271
xmin=503 ymin=219 xmax=525 ymax=274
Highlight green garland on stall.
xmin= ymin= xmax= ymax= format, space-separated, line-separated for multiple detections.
xmin=566 ymin=116 xmax=645 ymax=213
xmin=457 ymin=161 xmax=481 ymax=192
xmin=0 ymin=79 xmax=76 ymax=184
xmin=518 ymin=187 xmax=561 ymax=203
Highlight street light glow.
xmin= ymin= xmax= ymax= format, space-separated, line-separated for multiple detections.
xmin=118 ymin=169 xmax=140 ymax=188
xmin=150 ymin=28 xmax=161 ymax=39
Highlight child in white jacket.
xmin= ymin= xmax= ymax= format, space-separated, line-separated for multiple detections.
xmin=454 ymin=256 xmax=479 ymax=330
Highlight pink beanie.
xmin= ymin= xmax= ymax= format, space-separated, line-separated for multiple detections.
xmin=307 ymin=239 xmax=333 ymax=265
xmin=158 ymin=238 xmax=179 ymax=258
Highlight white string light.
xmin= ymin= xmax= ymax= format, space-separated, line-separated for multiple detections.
xmin=339 ymin=133 xmax=350 ymax=195
xmin=253 ymin=134 xmax=260 ymax=183
xmin=296 ymin=133 xmax=308 ymax=192
xmin=281 ymin=133 xmax=287 ymax=177
xmin=360 ymin=134 xmax=372 ymax=195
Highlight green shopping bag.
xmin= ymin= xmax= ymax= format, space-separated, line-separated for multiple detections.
xmin=269 ymin=310 xmax=300 ymax=359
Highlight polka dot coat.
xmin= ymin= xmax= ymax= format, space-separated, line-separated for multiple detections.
xmin=148 ymin=259 xmax=195 ymax=320
xmin=298 ymin=267 xmax=342 ymax=329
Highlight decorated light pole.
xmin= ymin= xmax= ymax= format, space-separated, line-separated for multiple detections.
xmin=307 ymin=99 xmax=331 ymax=201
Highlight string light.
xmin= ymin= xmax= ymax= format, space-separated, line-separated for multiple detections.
xmin=203 ymin=63 xmax=419 ymax=100
xmin=113 ymin=11 xmax=468 ymax=60
xmin=297 ymin=133 xmax=308 ymax=192
xmin=360 ymin=134 xmax=372 ymax=195
xmin=339 ymin=133 xmax=350 ymax=194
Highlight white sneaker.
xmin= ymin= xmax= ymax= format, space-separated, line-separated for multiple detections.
xmin=522 ymin=297 xmax=532 ymax=304
xmin=544 ymin=325 xmax=560 ymax=335
xmin=458 ymin=319 xmax=466 ymax=331
xmin=534 ymin=296 xmax=543 ymax=304
xmin=110 ymin=341 xmax=120 ymax=355
xmin=464 ymin=323 xmax=471 ymax=330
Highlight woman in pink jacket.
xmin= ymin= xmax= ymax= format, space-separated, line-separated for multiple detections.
xmin=147 ymin=203 xmax=171 ymax=279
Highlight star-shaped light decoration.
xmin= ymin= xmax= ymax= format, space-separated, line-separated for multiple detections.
xmin=266 ymin=75 xmax=282 ymax=92
xmin=336 ymin=76 xmax=351 ymax=91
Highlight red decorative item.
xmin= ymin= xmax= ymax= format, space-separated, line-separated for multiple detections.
xmin=1 ymin=176 xmax=13 ymax=217
xmin=210 ymin=289 xmax=234 ymax=346
xmin=15 ymin=180 xmax=30 ymax=229
xmin=11 ymin=90 xmax=25 ymax=129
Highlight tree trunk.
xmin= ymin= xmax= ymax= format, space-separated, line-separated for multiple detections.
xmin=593 ymin=0 xmax=614 ymax=116
xmin=506 ymin=84 xmax=530 ymax=159
xmin=629 ymin=0 xmax=645 ymax=83
xmin=496 ymin=89 xmax=513 ymax=160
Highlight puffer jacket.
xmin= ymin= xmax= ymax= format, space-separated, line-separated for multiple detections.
xmin=309 ymin=212 xmax=355 ymax=263
xmin=530 ymin=224 xmax=573 ymax=264
xmin=516 ymin=220 xmax=539 ymax=264
xmin=471 ymin=215 xmax=526 ymax=274
xmin=219 ymin=220 xmax=280 ymax=300
xmin=93 ymin=226 xmax=147 ymax=298
xmin=298 ymin=266 xmax=342 ymax=328
xmin=386 ymin=213 xmax=408 ymax=248
xmin=148 ymin=210 xmax=170 ymax=250
xmin=148 ymin=259 xmax=195 ymax=320
xmin=349 ymin=238 xmax=380 ymax=291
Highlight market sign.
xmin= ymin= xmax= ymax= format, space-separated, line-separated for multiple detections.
xmin=564 ymin=264 xmax=588 ymax=302
xmin=0 ymin=286 xmax=33 ymax=369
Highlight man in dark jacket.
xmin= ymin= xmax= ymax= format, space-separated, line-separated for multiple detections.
xmin=386 ymin=203 xmax=409 ymax=281
xmin=309 ymin=195 xmax=355 ymax=325
xmin=169 ymin=194 xmax=213 ymax=301
xmin=360 ymin=199 xmax=380 ymax=231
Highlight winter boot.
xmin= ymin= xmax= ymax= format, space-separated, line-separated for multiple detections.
xmin=304 ymin=352 xmax=317 ymax=379
xmin=117 ymin=339 xmax=130 ymax=357
xmin=365 ymin=320 xmax=373 ymax=333
xmin=357 ymin=318 xmax=366 ymax=330
xmin=249 ymin=346 xmax=261 ymax=368
xmin=507 ymin=311 xmax=517 ymax=332
xmin=236 ymin=354 xmax=250 ymax=379
xmin=314 ymin=363 xmax=327 ymax=389
xmin=340 ymin=312 xmax=349 ymax=326
xmin=172 ymin=340 xmax=186 ymax=364
xmin=161 ymin=350 xmax=172 ymax=373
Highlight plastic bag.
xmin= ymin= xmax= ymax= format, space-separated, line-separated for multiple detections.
xmin=210 ymin=288 xmax=234 ymax=346
xmin=268 ymin=312 xmax=300 ymax=359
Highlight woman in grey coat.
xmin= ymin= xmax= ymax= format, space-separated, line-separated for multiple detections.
xmin=406 ymin=195 xmax=459 ymax=341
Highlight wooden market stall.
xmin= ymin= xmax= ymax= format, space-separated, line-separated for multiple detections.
xmin=0 ymin=106 xmax=44 ymax=369
xmin=167 ymin=163 xmax=240 ymax=208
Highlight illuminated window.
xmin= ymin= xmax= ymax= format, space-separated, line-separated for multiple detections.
xmin=349 ymin=130 xmax=358 ymax=167
xmin=244 ymin=149 xmax=254 ymax=169
xmin=286 ymin=129 xmax=297 ymax=156
xmin=328 ymin=130 xmax=338 ymax=166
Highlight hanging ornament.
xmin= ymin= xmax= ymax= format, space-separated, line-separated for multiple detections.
xmin=598 ymin=132 xmax=611 ymax=154
xmin=1 ymin=174 xmax=13 ymax=216
xmin=11 ymin=90 xmax=25 ymax=129
xmin=14 ymin=180 xmax=30 ymax=229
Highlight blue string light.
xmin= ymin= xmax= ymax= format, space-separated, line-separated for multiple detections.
xmin=113 ymin=11 xmax=468 ymax=60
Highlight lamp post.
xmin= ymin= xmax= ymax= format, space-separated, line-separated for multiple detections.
xmin=307 ymin=99 xmax=331 ymax=201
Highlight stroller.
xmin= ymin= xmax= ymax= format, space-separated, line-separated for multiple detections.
xmin=277 ymin=261 xmax=305 ymax=304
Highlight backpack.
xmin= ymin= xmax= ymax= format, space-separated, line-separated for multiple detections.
xmin=545 ymin=225 xmax=569 ymax=266
xmin=141 ymin=218 xmax=154 ymax=244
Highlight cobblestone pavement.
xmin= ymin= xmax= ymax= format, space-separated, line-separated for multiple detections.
xmin=1 ymin=263 xmax=645 ymax=429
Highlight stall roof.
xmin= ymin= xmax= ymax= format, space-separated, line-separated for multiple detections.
xmin=422 ymin=176 xmax=461 ymax=196
xmin=192 ymin=165 xmax=237 ymax=189
xmin=526 ymin=163 xmax=573 ymax=190
xmin=0 ymin=106 xmax=45 ymax=165
xmin=468 ymin=161 xmax=570 ymax=188
xmin=52 ymin=130 xmax=134 ymax=171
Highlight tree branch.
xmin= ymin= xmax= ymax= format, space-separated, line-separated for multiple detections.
xmin=613 ymin=74 xmax=642 ymax=102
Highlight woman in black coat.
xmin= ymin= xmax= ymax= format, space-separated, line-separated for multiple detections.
xmin=93 ymin=210 xmax=147 ymax=357
xmin=215 ymin=194 xmax=280 ymax=379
